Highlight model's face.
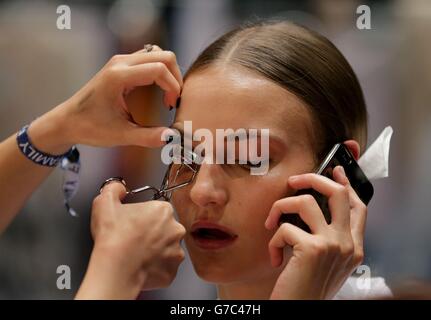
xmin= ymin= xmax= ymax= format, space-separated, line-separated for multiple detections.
xmin=171 ymin=65 xmax=316 ymax=284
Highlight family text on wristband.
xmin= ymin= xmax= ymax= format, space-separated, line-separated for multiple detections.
xmin=17 ymin=124 xmax=81 ymax=217
xmin=16 ymin=124 xmax=73 ymax=167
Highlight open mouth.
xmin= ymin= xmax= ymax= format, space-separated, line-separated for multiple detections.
xmin=192 ymin=228 xmax=234 ymax=240
xmin=190 ymin=222 xmax=238 ymax=250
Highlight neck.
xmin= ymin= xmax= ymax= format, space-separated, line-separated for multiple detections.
xmin=217 ymin=271 xmax=280 ymax=300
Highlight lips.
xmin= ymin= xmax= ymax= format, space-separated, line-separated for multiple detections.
xmin=190 ymin=221 xmax=238 ymax=250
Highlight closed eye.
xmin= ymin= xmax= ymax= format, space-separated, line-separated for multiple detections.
xmin=238 ymin=160 xmax=269 ymax=170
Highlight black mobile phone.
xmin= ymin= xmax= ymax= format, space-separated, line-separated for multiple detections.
xmin=278 ymin=143 xmax=374 ymax=232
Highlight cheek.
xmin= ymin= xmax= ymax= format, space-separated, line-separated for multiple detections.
xmin=171 ymin=188 xmax=191 ymax=223
xmin=231 ymin=175 xmax=287 ymax=237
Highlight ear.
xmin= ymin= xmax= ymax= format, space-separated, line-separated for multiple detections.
xmin=343 ymin=140 xmax=360 ymax=161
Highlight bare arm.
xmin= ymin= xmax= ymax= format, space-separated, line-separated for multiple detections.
xmin=0 ymin=45 xmax=182 ymax=233
xmin=0 ymin=106 xmax=72 ymax=232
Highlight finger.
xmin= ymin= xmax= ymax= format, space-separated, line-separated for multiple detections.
xmin=166 ymin=229 xmax=187 ymax=247
xmin=164 ymin=243 xmax=186 ymax=262
xmin=350 ymin=196 xmax=367 ymax=246
xmin=124 ymin=51 xmax=183 ymax=89
xmin=175 ymin=222 xmax=187 ymax=240
xmin=332 ymin=165 xmax=349 ymax=186
xmin=288 ymin=173 xmax=350 ymax=229
xmin=268 ymin=223 xmax=310 ymax=267
xmin=130 ymin=45 xmax=183 ymax=108
xmin=265 ymin=195 xmax=327 ymax=234
xmin=123 ymin=62 xmax=181 ymax=109
xmin=123 ymin=124 xmax=176 ymax=148
xmin=99 ymin=180 xmax=128 ymax=204
xmin=332 ymin=167 xmax=367 ymax=250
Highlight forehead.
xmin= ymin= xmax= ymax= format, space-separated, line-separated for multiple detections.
xmin=175 ymin=65 xmax=312 ymax=145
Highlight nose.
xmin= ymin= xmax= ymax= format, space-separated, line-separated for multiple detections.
xmin=189 ymin=163 xmax=228 ymax=209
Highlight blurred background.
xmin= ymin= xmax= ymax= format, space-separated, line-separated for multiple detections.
xmin=0 ymin=0 xmax=430 ymax=299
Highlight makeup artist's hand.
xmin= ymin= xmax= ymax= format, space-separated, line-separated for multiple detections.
xmin=76 ymin=180 xmax=186 ymax=299
xmin=0 ymin=45 xmax=182 ymax=233
xmin=28 ymin=45 xmax=182 ymax=155
xmin=265 ymin=166 xmax=366 ymax=299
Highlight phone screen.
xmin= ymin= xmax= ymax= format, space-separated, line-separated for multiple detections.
xmin=278 ymin=144 xmax=374 ymax=232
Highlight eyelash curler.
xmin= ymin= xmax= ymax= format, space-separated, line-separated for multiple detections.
xmin=99 ymin=147 xmax=200 ymax=202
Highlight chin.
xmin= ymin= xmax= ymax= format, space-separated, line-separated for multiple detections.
xmin=184 ymin=236 xmax=277 ymax=284
xmin=192 ymin=259 xmax=243 ymax=284
xmin=185 ymin=247 xmax=241 ymax=284
xmin=188 ymin=250 xmax=271 ymax=285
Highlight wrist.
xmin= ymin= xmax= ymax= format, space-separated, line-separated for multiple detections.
xmin=27 ymin=103 xmax=75 ymax=155
xmin=76 ymin=245 xmax=146 ymax=299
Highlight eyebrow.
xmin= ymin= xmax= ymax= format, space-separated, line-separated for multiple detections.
xmin=170 ymin=122 xmax=287 ymax=150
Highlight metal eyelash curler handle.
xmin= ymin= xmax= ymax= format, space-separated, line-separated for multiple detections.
xmin=99 ymin=177 xmax=168 ymax=201
xmin=128 ymin=185 xmax=167 ymax=200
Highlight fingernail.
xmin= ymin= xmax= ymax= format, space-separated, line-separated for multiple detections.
xmin=339 ymin=166 xmax=346 ymax=176
xmin=175 ymin=97 xmax=181 ymax=108
xmin=264 ymin=220 xmax=272 ymax=230
xmin=289 ymin=175 xmax=299 ymax=182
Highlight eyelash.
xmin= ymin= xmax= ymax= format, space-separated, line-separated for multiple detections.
xmin=243 ymin=160 xmax=260 ymax=168
xmin=238 ymin=160 xmax=271 ymax=170
xmin=175 ymin=146 xmax=270 ymax=170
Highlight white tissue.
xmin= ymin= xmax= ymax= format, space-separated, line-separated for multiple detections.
xmin=333 ymin=276 xmax=393 ymax=299
xmin=358 ymin=126 xmax=393 ymax=180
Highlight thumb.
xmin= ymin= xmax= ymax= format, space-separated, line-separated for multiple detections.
xmin=99 ymin=178 xmax=128 ymax=204
xmin=125 ymin=124 xmax=177 ymax=148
